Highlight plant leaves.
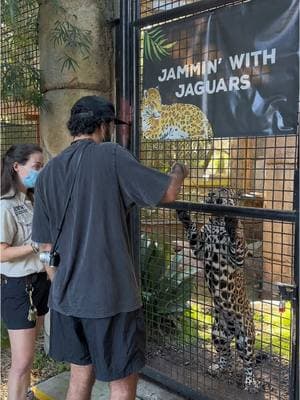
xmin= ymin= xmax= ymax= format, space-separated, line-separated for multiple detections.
xmin=163 ymin=41 xmax=177 ymax=49
xmin=141 ymin=236 xmax=196 ymax=337
xmin=148 ymin=28 xmax=163 ymax=39
xmin=143 ymin=28 xmax=176 ymax=61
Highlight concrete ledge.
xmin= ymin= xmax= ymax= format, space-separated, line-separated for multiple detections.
xmin=32 ymin=371 xmax=185 ymax=400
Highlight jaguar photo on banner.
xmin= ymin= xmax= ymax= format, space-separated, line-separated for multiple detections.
xmin=142 ymin=0 xmax=299 ymax=139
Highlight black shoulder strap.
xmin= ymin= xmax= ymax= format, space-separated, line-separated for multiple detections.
xmin=51 ymin=141 xmax=90 ymax=252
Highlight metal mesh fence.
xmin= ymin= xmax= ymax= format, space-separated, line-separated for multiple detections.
xmin=134 ymin=1 xmax=299 ymax=399
xmin=141 ymin=210 xmax=295 ymax=400
xmin=141 ymin=136 xmax=298 ymax=211
xmin=141 ymin=0 xmax=203 ymax=17
xmin=1 ymin=1 xmax=40 ymax=156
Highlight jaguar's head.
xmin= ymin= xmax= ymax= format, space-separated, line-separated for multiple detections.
xmin=205 ymin=188 xmax=237 ymax=206
xmin=142 ymin=88 xmax=162 ymax=118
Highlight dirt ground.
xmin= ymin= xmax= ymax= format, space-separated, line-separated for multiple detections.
xmin=1 ymin=336 xmax=290 ymax=400
xmin=146 ymin=342 xmax=291 ymax=400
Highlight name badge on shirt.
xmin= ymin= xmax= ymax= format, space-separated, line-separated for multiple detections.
xmin=13 ymin=205 xmax=32 ymax=225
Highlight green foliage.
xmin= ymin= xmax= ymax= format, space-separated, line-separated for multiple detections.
xmin=1 ymin=0 xmax=92 ymax=107
xmin=182 ymin=303 xmax=213 ymax=343
xmin=1 ymin=0 xmax=38 ymax=27
xmin=253 ymin=301 xmax=291 ymax=359
xmin=33 ymin=350 xmax=69 ymax=374
xmin=1 ymin=0 xmax=42 ymax=107
xmin=2 ymin=62 xmax=44 ymax=107
xmin=182 ymin=301 xmax=292 ymax=359
xmin=143 ymin=27 xmax=176 ymax=61
xmin=1 ymin=322 xmax=10 ymax=349
xmin=141 ymin=234 xmax=197 ymax=337
xmin=1 ymin=0 xmax=20 ymax=25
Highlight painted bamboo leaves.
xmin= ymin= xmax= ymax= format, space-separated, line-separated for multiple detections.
xmin=143 ymin=27 xmax=176 ymax=61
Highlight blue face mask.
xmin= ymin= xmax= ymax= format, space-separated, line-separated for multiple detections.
xmin=22 ymin=170 xmax=40 ymax=188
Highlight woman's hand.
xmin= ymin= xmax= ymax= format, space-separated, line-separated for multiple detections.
xmin=0 ymin=243 xmax=35 ymax=263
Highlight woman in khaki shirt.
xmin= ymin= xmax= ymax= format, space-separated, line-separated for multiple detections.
xmin=1 ymin=144 xmax=50 ymax=400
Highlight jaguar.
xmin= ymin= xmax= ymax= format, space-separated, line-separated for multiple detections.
xmin=177 ymin=188 xmax=258 ymax=391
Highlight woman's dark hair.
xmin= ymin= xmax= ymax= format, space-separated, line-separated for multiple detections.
xmin=1 ymin=143 xmax=43 ymax=199
xmin=67 ymin=103 xmax=111 ymax=136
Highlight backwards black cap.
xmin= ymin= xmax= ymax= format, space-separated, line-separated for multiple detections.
xmin=71 ymin=96 xmax=127 ymax=125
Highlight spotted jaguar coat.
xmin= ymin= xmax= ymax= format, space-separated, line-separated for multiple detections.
xmin=141 ymin=88 xmax=214 ymax=140
xmin=177 ymin=188 xmax=258 ymax=391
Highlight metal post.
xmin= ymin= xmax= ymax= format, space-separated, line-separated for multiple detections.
xmin=117 ymin=0 xmax=141 ymax=283
xmin=123 ymin=1 xmax=300 ymax=399
xmin=130 ymin=0 xmax=142 ymax=284
xmin=116 ymin=0 xmax=131 ymax=147
xmin=291 ymin=168 xmax=299 ymax=400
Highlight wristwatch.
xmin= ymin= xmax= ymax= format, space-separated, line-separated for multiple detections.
xmin=30 ymin=241 xmax=40 ymax=254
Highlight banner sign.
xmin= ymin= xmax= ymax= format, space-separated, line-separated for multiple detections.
xmin=142 ymin=0 xmax=299 ymax=139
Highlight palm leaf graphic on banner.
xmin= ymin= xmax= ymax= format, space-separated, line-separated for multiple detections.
xmin=143 ymin=27 xmax=176 ymax=61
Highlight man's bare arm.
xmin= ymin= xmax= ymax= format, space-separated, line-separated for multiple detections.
xmin=160 ymin=163 xmax=189 ymax=204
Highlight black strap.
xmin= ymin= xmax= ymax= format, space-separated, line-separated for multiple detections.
xmin=51 ymin=141 xmax=90 ymax=253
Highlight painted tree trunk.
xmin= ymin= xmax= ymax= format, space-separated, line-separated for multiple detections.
xmin=38 ymin=0 xmax=114 ymax=158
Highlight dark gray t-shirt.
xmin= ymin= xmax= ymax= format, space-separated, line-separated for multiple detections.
xmin=32 ymin=140 xmax=170 ymax=318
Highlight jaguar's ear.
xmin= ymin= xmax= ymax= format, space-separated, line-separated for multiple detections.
xmin=144 ymin=90 xmax=148 ymax=98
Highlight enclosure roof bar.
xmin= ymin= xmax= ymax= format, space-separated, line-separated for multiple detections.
xmin=161 ymin=201 xmax=297 ymax=222
xmin=134 ymin=0 xmax=243 ymax=28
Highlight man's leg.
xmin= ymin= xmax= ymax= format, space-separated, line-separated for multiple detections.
xmin=66 ymin=364 xmax=95 ymax=400
xmin=109 ymin=373 xmax=139 ymax=400
xmin=35 ymin=315 xmax=45 ymax=338
xmin=49 ymin=310 xmax=95 ymax=399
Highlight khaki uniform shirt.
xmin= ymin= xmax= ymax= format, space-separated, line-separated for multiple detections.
xmin=0 ymin=191 xmax=44 ymax=277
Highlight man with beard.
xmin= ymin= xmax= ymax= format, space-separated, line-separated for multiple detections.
xmin=32 ymin=95 xmax=188 ymax=400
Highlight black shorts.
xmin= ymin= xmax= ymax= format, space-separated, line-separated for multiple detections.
xmin=1 ymin=272 xmax=50 ymax=330
xmin=49 ymin=308 xmax=146 ymax=381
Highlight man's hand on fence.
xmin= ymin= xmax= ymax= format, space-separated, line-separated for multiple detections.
xmin=160 ymin=163 xmax=189 ymax=204
xmin=170 ymin=162 xmax=189 ymax=179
